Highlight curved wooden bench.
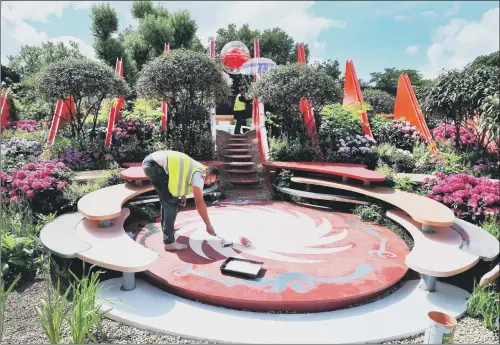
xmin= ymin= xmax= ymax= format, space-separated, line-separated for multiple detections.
xmin=76 ymin=208 xmax=159 ymax=290
xmin=387 ymin=210 xmax=483 ymax=291
xmin=40 ymin=212 xmax=91 ymax=258
xmin=274 ymin=185 xmax=371 ymax=205
xmin=78 ymin=183 xmax=154 ymax=221
xmin=292 ymin=177 xmax=455 ymax=228
xmin=264 ymin=161 xmax=386 ymax=185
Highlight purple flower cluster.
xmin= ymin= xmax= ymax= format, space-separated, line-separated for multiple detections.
xmin=423 ymin=172 xmax=500 ymax=220
xmin=1 ymin=137 xmax=42 ymax=157
xmin=113 ymin=118 xmax=155 ymax=141
xmin=376 ymin=119 xmax=424 ymax=151
xmin=432 ymin=123 xmax=477 ymax=146
xmin=57 ymin=148 xmax=93 ymax=170
xmin=334 ymin=135 xmax=378 ymax=165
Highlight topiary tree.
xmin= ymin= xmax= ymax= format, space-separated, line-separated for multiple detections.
xmin=30 ymin=57 xmax=130 ymax=141
xmin=362 ymin=89 xmax=395 ymax=114
xmin=421 ymin=65 xmax=500 ymax=151
xmin=248 ymin=63 xmax=342 ymax=144
xmin=136 ymin=49 xmax=231 ymax=159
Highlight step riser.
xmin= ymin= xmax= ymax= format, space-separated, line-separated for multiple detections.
xmin=227 ymin=144 xmax=250 ymax=148
xmin=225 ymin=150 xmax=250 ymax=153
xmin=226 ymin=170 xmax=258 ymax=175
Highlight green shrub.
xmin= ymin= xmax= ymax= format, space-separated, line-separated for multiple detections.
xmin=275 ymin=169 xmax=293 ymax=188
xmin=467 ymin=282 xmax=499 ymax=330
xmin=121 ymin=97 xmax=163 ymax=122
xmin=377 ymin=143 xmax=416 ymax=173
xmin=319 ymin=103 xmax=362 ymax=153
xmin=269 ymin=136 xmax=316 ymax=162
xmin=36 ymin=278 xmax=70 ymax=344
xmin=362 ymin=89 xmax=395 ymax=114
xmin=482 ymin=216 xmax=500 ymax=240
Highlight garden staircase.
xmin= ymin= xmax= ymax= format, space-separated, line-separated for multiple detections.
xmin=220 ymin=133 xmax=265 ymax=197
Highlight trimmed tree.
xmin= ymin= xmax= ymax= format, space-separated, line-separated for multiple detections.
xmin=30 ymin=57 xmax=130 ymax=141
xmin=248 ymin=63 xmax=342 ymax=144
xmin=421 ymin=65 xmax=500 ymax=151
xmin=136 ymin=49 xmax=231 ymax=159
xmin=362 ymin=89 xmax=395 ymax=114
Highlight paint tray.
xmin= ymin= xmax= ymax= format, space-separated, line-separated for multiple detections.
xmin=220 ymin=257 xmax=264 ymax=279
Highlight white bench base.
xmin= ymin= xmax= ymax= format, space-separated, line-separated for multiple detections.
xmin=98 ymin=278 xmax=468 ymax=344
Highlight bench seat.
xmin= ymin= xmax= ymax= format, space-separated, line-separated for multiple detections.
xmin=264 ymin=161 xmax=386 ymax=182
xmin=40 ymin=212 xmax=91 ymax=258
xmin=451 ymin=218 xmax=499 ymax=261
xmin=387 ymin=210 xmax=478 ymax=278
xmin=75 ymin=208 xmax=158 ymax=273
xmin=78 ymin=183 xmax=154 ymax=220
xmin=291 ymin=177 xmax=455 ymax=227
xmin=274 ymin=185 xmax=371 ymax=205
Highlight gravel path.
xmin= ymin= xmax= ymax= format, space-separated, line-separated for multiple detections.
xmin=2 ymin=274 xmax=498 ymax=344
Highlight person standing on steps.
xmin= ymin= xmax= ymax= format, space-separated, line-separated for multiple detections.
xmin=233 ymin=87 xmax=251 ymax=135
xmin=142 ymin=150 xmax=219 ymax=251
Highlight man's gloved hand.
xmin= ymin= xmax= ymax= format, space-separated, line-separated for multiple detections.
xmin=180 ymin=195 xmax=187 ymax=207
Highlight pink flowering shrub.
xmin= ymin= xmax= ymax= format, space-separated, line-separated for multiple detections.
xmin=4 ymin=120 xmax=50 ymax=133
xmin=1 ymin=161 xmax=72 ymax=214
xmin=422 ymin=172 xmax=500 ymax=223
xmin=432 ymin=123 xmax=478 ymax=147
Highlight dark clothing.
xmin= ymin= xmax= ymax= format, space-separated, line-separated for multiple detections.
xmin=234 ymin=95 xmax=251 ymax=134
xmin=142 ymin=154 xmax=179 ymax=244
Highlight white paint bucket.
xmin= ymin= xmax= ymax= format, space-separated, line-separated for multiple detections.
xmin=423 ymin=311 xmax=457 ymax=344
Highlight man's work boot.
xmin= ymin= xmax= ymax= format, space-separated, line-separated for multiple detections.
xmin=164 ymin=242 xmax=187 ymax=251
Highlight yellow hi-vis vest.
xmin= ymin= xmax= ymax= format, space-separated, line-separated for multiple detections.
xmin=233 ymin=94 xmax=246 ymax=111
xmin=165 ymin=150 xmax=207 ymax=197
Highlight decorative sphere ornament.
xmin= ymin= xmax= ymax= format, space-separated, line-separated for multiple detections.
xmin=219 ymin=41 xmax=251 ymax=73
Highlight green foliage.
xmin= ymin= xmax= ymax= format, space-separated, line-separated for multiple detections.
xmin=394 ymin=176 xmax=415 ymax=192
xmin=169 ymin=10 xmax=198 ymax=49
xmin=376 ymin=164 xmax=396 ymax=187
xmin=468 ymin=51 xmax=499 ymax=69
xmin=136 ymin=49 xmax=229 ymax=158
xmin=420 ymin=65 xmax=500 ymax=151
xmin=1 ymin=64 xmax=20 ymax=87
xmin=482 ymin=216 xmax=500 ymax=240
xmin=90 ymin=3 xmax=118 ymax=39
xmin=259 ymin=28 xmax=295 ymax=66
xmin=467 ymin=282 xmax=499 ymax=330
xmin=318 ymin=103 xmax=362 ymax=152
xmin=66 ymin=269 xmax=107 ymax=343
xmin=368 ymin=68 xmax=429 ymax=96
xmin=362 ymin=89 xmax=395 ymax=114
xmin=354 ymin=204 xmax=414 ymax=249
xmin=36 ymin=278 xmax=70 ymax=344
xmin=131 ymin=0 xmax=156 ymax=19
xmin=31 ymin=57 xmax=130 ymax=141
xmin=0 ymin=204 xmax=49 ymax=283
xmin=275 ymin=169 xmax=293 ymax=188
xmin=313 ymin=59 xmax=342 ymax=81
xmin=6 ymin=41 xmax=84 ymax=80
xmin=249 ymin=63 xmax=341 ymax=143
xmin=377 ymin=143 xmax=416 ymax=173
xmin=120 ymin=98 xmax=163 ymax=121
xmin=0 ymin=274 xmax=21 ymax=343
xmin=269 ymin=136 xmax=316 ymax=162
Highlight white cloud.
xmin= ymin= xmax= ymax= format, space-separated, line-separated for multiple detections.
xmin=445 ymin=3 xmax=460 ymax=17
xmin=420 ymin=10 xmax=437 ymax=18
xmin=405 ymin=45 xmax=419 ymax=55
xmin=0 ymin=1 xmax=96 ymax=63
xmin=153 ymin=1 xmax=345 ymax=61
xmin=420 ymin=7 xmax=500 ymax=78
xmin=394 ymin=15 xmax=409 ymax=21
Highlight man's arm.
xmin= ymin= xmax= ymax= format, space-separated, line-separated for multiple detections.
xmin=193 ymin=187 xmax=215 ymax=235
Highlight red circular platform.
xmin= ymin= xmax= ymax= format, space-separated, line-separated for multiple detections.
xmin=133 ymin=200 xmax=410 ymax=312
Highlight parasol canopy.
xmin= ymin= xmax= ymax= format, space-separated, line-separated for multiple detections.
xmin=239 ymin=57 xmax=277 ymax=75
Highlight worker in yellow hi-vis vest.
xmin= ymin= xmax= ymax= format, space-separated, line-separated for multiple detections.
xmin=142 ymin=150 xmax=219 ymax=251
xmin=233 ymin=87 xmax=251 ymax=134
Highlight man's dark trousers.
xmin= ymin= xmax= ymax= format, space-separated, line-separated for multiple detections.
xmin=142 ymin=154 xmax=179 ymax=244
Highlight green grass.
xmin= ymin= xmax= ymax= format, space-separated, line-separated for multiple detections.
xmin=467 ymin=281 xmax=499 ymax=330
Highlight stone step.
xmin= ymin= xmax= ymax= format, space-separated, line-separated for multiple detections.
xmin=224 ymin=162 xmax=255 ymax=167
xmin=224 ymin=155 xmax=253 ymax=160
xmin=225 ymin=169 xmax=258 ymax=175
xmin=226 ymin=143 xmax=250 ymax=148
xmin=225 ymin=149 xmax=250 ymax=154
xmin=225 ymin=179 xmax=260 ymax=185
xmin=229 ymin=138 xmax=247 ymax=142
xmin=231 ymin=134 xmax=247 ymax=137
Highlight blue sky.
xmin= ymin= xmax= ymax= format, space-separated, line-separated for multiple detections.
xmin=1 ymin=1 xmax=499 ymax=81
